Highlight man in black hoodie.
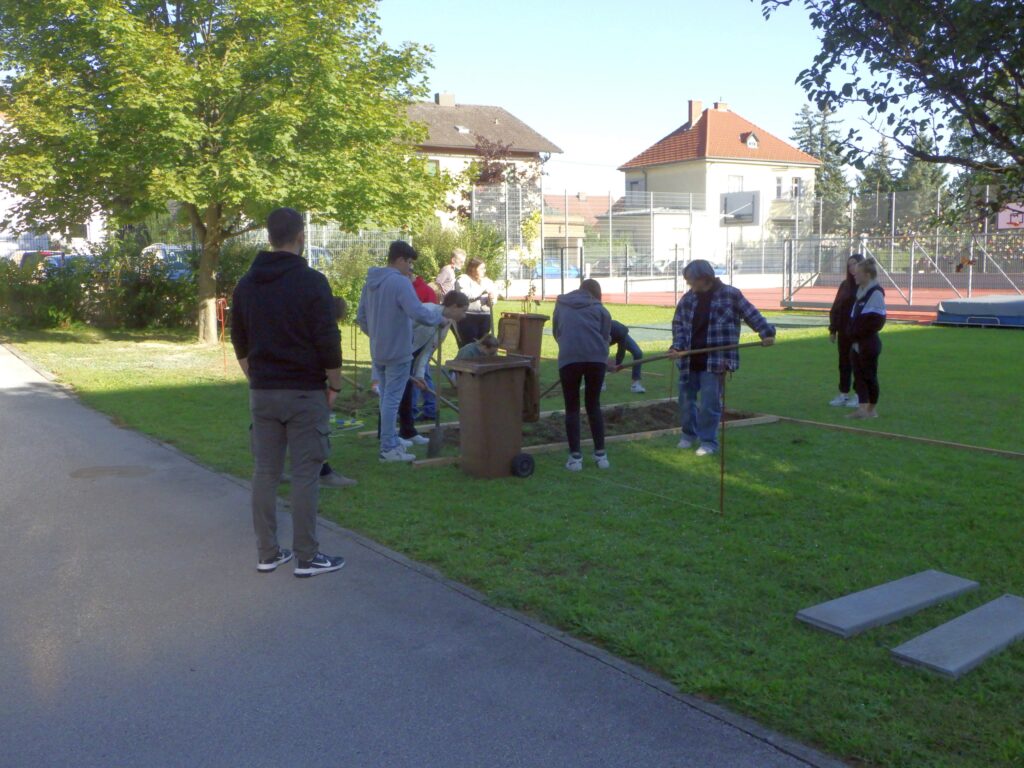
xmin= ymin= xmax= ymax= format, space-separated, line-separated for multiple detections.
xmin=231 ymin=208 xmax=346 ymax=579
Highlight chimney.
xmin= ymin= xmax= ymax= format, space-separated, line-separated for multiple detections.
xmin=435 ymin=92 xmax=455 ymax=107
xmin=714 ymin=101 xmax=729 ymax=111
xmin=688 ymin=99 xmax=702 ymax=128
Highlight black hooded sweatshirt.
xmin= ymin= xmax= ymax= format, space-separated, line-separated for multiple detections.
xmin=828 ymin=273 xmax=858 ymax=335
xmin=231 ymin=251 xmax=341 ymax=390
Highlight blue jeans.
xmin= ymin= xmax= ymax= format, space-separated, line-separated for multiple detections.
xmin=615 ymin=335 xmax=644 ymax=381
xmin=413 ymin=367 xmax=436 ymax=419
xmin=375 ymin=361 xmax=411 ymax=453
xmin=678 ymin=370 xmax=723 ymax=451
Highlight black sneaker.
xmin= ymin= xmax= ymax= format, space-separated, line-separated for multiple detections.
xmin=257 ymin=548 xmax=294 ymax=573
xmin=294 ymin=552 xmax=346 ymax=578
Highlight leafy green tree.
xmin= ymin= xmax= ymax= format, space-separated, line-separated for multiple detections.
xmin=895 ymin=134 xmax=947 ymax=231
xmin=760 ymin=0 xmax=1024 ymax=213
xmin=791 ymin=103 xmax=851 ymax=233
xmin=0 ymin=1 xmax=447 ymax=342
xmin=855 ymin=139 xmax=897 ymax=234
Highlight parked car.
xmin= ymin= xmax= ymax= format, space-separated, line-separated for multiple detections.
xmin=142 ymin=243 xmax=197 ymax=280
xmin=531 ymin=257 xmax=581 ymax=280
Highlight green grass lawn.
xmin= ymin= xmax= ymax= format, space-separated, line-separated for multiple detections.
xmin=5 ymin=305 xmax=1024 ymax=768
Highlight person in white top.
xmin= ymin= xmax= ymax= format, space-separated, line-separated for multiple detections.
xmin=435 ymin=248 xmax=465 ymax=299
xmin=453 ymin=257 xmax=496 ymax=347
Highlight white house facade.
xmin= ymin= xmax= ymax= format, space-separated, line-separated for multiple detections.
xmin=618 ymin=100 xmax=820 ymax=266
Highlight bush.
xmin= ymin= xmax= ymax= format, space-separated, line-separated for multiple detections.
xmin=410 ymin=218 xmax=506 ymax=287
xmin=320 ymin=243 xmax=382 ymax=324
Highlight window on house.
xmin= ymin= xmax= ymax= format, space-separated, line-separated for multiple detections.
xmin=791 ymin=177 xmax=804 ymax=199
xmin=728 ymin=175 xmax=743 ymax=193
xmin=775 ymin=177 xmax=784 ymax=199
xmin=628 ymin=180 xmax=641 ymax=192
xmin=426 ymin=159 xmax=440 ymax=176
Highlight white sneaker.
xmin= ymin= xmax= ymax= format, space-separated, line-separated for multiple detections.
xmin=695 ymin=445 xmax=717 ymax=457
xmin=397 ymin=437 xmax=413 ymax=448
xmin=630 ymin=381 xmax=646 ymax=394
xmin=828 ymin=393 xmax=848 ymax=406
xmin=408 ymin=434 xmax=430 ymax=445
xmin=594 ymin=451 xmax=610 ymax=470
xmin=379 ymin=446 xmax=415 ymax=463
xmin=565 ymin=453 xmax=583 ymax=471
xmin=677 ymin=435 xmax=696 ymax=449
xmin=845 ymin=395 xmax=860 ymax=408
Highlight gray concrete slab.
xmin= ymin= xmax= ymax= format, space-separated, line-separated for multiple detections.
xmin=0 ymin=344 xmax=840 ymax=768
xmin=891 ymin=595 xmax=1024 ymax=679
xmin=796 ymin=570 xmax=978 ymax=638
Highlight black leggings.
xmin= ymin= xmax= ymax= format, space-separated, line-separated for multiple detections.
xmin=455 ymin=313 xmax=492 ymax=348
xmin=559 ymin=362 xmax=606 ymax=454
xmin=851 ymin=336 xmax=882 ymax=405
xmin=837 ymin=332 xmax=853 ymax=393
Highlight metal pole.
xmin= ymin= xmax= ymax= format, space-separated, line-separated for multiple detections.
xmin=889 ymin=191 xmax=896 ymax=271
xmin=674 ymin=243 xmax=679 ymax=304
xmin=539 ymin=167 xmax=546 ymax=300
xmin=983 ymin=184 xmax=990 ymax=270
xmin=688 ymin=194 xmax=694 ymax=271
xmin=560 ymin=246 xmax=565 ymax=296
xmin=649 ymin=190 xmax=655 ymax=278
xmin=849 ymin=193 xmax=855 ymax=255
xmin=579 ymin=245 xmax=584 ymax=285
xmin=503 ymin=181 xmax=510 ymax=288
xmin=935 ymin=188 xmax=940 ymax=274
xmin=968 ymin=240 xmax=974 ymax=297
xmin=624 ymin=243 xmax=630 ymax=304
xmin=909 ymin=240 xmax=915 ymax=306
xmin=608 ymin=190 xmax=613 ymax=278
xmin=564 ymin=189 xmax=569 ymax=289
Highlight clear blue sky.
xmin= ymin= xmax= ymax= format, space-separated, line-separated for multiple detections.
xmin=378 ymin=0 xmax=852 ymax=193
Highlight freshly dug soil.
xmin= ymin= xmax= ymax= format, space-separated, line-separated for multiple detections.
xmin=443 ymin=400 xmax=756 ymax=449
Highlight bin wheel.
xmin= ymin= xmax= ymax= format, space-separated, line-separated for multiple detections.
xmin=511 ymin=453 xmax=534 ymax=478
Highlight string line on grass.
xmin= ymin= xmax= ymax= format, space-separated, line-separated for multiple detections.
xmin=590 ymin=473 xmax=719 ymax=516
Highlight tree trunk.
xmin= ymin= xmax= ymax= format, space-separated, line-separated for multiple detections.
xmin=197 ymin=233 xmax=222 ymax=344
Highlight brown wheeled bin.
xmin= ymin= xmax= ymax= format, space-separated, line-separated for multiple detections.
xmin=497 ymin=312 xmax=549 ymax=423
xmin=446 ymin=354 xmax=535 ymax=479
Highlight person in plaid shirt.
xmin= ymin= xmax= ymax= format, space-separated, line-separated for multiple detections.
xmin=669 ymin=260 xmax=775 ymax=456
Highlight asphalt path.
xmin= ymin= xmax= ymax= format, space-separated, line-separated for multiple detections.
xmin=0 ymin=343 xmax=842 ymax=768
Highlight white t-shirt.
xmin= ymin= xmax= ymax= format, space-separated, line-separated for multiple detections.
xmin=455 ymin=274 xmax=495 ymax=313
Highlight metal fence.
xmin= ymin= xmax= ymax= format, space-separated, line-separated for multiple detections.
xmin=778 ymin=231 xmax=1024 ymax=310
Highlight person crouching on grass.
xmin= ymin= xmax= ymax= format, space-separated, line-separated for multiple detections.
xmin=553 ymin=278 xmax=612 ymax=472
xmin=669 ymin=260 xmax=775 ymax=457
xmin=847 ymin=257 xmax=886 ymax=419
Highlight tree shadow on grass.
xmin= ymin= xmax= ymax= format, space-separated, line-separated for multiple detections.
xmin=2 ymin=325 xmax=198 ymax=345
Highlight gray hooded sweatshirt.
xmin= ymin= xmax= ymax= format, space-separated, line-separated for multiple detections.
xmin=357 ymin=266 xmax=444 ymax=366
xmin=552 ymin=289 xmax=612 ymax=368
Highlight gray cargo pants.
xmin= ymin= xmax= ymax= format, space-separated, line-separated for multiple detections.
xmin=249 ymin=389 xmax=330 ymax=562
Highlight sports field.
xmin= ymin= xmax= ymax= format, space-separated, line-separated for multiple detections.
xmin=5 ymin=304 xmax=1023 ymax=768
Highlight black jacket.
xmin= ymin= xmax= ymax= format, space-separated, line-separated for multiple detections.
xmin=828 ymin=275 xmax=858 ymax=335
xmin=231 ymin=251 xmax=341 ymax=390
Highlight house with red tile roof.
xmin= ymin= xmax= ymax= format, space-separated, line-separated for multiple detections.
xmin=618 ymin=100 xmax=819 ymax=257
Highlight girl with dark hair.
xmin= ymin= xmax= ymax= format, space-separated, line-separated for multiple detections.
xmin=454 ymin=258 xmax=496 ymax=347
xmin=827 ymin=253 xmax=865 ymax=408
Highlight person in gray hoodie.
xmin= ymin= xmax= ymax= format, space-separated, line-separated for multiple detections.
xmin=552 ymin=279 xmax=612 ymax=471
xmin=357 ymin=241 xmax=466 ymax=461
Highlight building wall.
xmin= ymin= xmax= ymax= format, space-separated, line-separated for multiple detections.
xmin=625 ymin=158 xmax=817 ymax=265
xmin=422 ymin=149 xmax=543 ymax=228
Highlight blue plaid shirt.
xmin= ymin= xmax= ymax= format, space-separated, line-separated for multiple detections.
xmin=671 ymin=283 xmax=775 ymax=373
